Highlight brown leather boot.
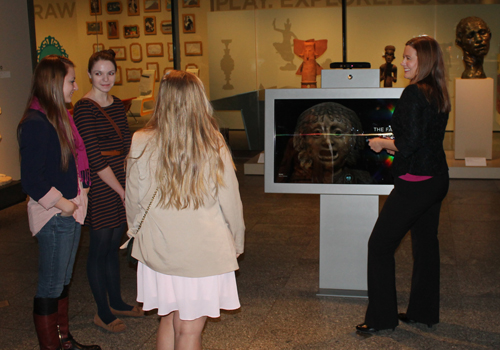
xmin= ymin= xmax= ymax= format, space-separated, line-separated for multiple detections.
xmin=33 ymin=297 xmax=61 ymax=350
xmin=57 ymin=286 xmax=102 ymax=350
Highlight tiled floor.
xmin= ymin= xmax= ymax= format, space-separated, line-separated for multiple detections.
xmin=1 ymin=153 xmax=500 ymax=349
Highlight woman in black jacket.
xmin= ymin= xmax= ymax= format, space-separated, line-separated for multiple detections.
xmin=356 ymin=35 xmax=451 ymax=333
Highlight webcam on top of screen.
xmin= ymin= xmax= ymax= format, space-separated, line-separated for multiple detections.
xmin=330 ymin=62 xmax=371 ymax=69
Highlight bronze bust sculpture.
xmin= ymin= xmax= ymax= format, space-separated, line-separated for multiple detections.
xmin=455 ymin=16 xmax=492 ymax=79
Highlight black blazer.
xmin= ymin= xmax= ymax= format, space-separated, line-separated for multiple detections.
xmin=392 ymin=84 xmax=449 ymax=177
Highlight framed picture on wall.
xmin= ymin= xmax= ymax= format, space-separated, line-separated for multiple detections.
xmin=90 ymin=0 xmax=102 ymax=15
xmin=144 ymin=16 xmax=156 ymax=35
xmin=166 ymin=0 xmax=171 ymax=11
xmin=127 ymin=0 xmax=140 ymax=15
xmin=160 ymin=20 xmax=172 ymax=34
xmin=130 ymin=43 xmax=142 ymax=62
xmin=106 ymin=1 xmax=122 ymax=14
xmin=167 ymin=42 xmax=173 ymax=61
xmin=87 ymin=22 xmax=103 ymax=35
xmin=110 ymin=46 xmax=126 ymax=60
xmin=115 ymin=66 xmax=123 ymax=85
xmin=183 ymin=0 xmax=200 ymax=8
xmin=107 ymin=20 xmax=119 ymax=39
xmin=185 ymin=63 xmax=198 ymax=70
xmin=146 ymin=62 xmax=160 ymax=81
xmin=93 ymin=43 xmax=105 ymax=53
xmin=146 ymin=42 xmax=164 ymax=57
xmin=124 ymin=25 xmax=140 ymax=38
xmin=185 ymin=63 xmax=199 ymax=76
xmin=184 ymin=41 xmax=202 ymax=56
xmin=126 ymin=68 xmax=143 ymax=82
xmin=144 ymin=0 xmax=160 ymax=12
xmin=182 ymin=14 xmax=195 ymax=33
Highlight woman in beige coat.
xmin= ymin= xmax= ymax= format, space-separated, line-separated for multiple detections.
xmin=125 ymin=70 xmax=245 ymax=350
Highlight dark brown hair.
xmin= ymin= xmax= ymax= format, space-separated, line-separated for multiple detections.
xmin=88 ymin=49 xmax=117 ymax=72
xmin=19 ymin=55 xmax=75 ymax=171
xmin=405 ymin=36 xmax=451 ymax=113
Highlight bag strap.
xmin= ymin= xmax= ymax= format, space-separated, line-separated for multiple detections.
xmin=136 ymin=188 xmax=158 ymax=234
xmin=80 ymin=98 xmax=123 ymax=141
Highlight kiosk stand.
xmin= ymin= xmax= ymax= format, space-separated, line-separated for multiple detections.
xmin=317 ymin=194 xmax=379 ymax=297
xmin=317 ymin=69 xmax=390 ymax=297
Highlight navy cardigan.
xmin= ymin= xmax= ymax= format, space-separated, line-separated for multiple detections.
xmin=19 ymin=109 xmax=79 ymax=202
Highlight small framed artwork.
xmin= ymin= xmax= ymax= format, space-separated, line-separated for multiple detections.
xmin=183 ymin=0 xmax=200 ymax=8
xmin=107 ymin=20 xmax=119 ymax=39
xmin=126 ymin=68 xmax=143 ymax=82
xmin=185 ymin=63 xmax=198 ymax=70
xmin=124 ymin=25 xmax=140 ymax=38
xmin=166 ymin=0 xmax=171 ymax=11
xmin=182 ymin=14 xmax=195 ymax=33
xmin=160 ymin=20 xmax=172 ymax=34
xmin=167 ymin=42 xmax=173 ymax=61
xmin=130 ymin=43 xmax=142 ymax=62
xmin=90 ymin=0 xmax=102 ymax=15
xmin=144 ymin=0 xmax=160 ymax=12
xmin=115 ymin=66 xmax=123 ymax=85
xmin=87 ymin=22 xmax=103 ymax=35
xmin=146 ymin=42 xmax=164 ymax=57
xmin=146 ymin=62 xmax=160 ymax=81
xmin=106 ymin=1 xmax=122 ymax=14
xmin=185 ymin=63 xmax=199 ymax=77
xmin=144 ymin=16 xmax=156 ymax=35
xmin=110 ymin=46 xmax=126 ymax=60
xmin=127 ymin=0 xmax=140 ymax=15
xmin=184 ymin=41 xmax=202 ymax=56
xmin=93 ymin=43 xmax=105 ymax=53
xmin=163 ymin=66 xmax=174 ymax=76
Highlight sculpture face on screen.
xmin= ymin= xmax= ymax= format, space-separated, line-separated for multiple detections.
xmin=455 ymin=17 xmax=492 ymax=79
xmin=278 ymin=102 xmax=371 ymax=184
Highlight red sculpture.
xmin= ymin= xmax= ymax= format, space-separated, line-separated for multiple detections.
xmin=294 ymin=39 xmax=328 ymax=88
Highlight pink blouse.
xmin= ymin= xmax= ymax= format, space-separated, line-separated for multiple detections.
xmin=27 ymin=180 xmax=88 ymax=236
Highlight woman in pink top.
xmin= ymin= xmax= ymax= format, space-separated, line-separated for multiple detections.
xmin=18 ymin=55 xmax=100 ymax=350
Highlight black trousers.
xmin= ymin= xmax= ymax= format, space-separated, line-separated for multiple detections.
xmin=364 ymin=173 xmax=449 ymax=330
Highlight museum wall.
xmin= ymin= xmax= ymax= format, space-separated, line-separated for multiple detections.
xmin=0 ymin=1 xmax=33 ymax=180
xmin=28 ymin=1 xmax=500 ymax=132
xmin=207 ymin=3 xmax=500 ymax=130
xmin=33 ymin=0 xmax=211 ymax=101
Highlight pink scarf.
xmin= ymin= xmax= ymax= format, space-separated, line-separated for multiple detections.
xmin=30 ymin=97 xmax=91 ymax=188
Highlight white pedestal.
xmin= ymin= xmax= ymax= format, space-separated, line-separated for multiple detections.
xmin=454 ymin=78 xmax=493 ymax=159
xmin=317 ymin=194 xmax=379 ymax=298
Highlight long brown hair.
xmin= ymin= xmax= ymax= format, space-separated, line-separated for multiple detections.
xmin=19 ymin=55 xmax=76 ymax=171
xmin=142 ymin=70 xmax=230 ymax=210
xmin=406 ymin=36 xmax=451 ymax=113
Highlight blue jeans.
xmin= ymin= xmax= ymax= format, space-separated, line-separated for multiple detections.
xmin=35 ymin=214 xmax=81 ymax=298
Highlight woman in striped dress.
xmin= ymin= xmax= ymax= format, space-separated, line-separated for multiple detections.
xmin=74 ymin=50 xmax=143 ymax=333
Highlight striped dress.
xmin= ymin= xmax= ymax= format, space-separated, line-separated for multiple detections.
xmin=73 ymin=96 xmax=131 ymax=230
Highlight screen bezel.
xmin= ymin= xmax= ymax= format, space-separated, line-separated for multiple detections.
xmin=264 ymin=88 xmax=404 ymax=195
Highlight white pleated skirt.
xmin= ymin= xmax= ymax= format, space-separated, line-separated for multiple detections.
xmin=136 ymin=262 xmax=241 ymax=321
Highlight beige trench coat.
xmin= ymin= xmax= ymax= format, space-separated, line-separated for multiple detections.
xmin=125 ymin=130 xmax=245 ymax=278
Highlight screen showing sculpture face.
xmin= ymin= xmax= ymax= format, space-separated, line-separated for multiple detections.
xmin=273 ymin=98 xmax=397 ymax=185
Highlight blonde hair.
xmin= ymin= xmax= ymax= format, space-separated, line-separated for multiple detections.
xmin=143 ymin=70 xmax=231 ymax=210
xmin=19 ymin=55 xmax=75 ymax=171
